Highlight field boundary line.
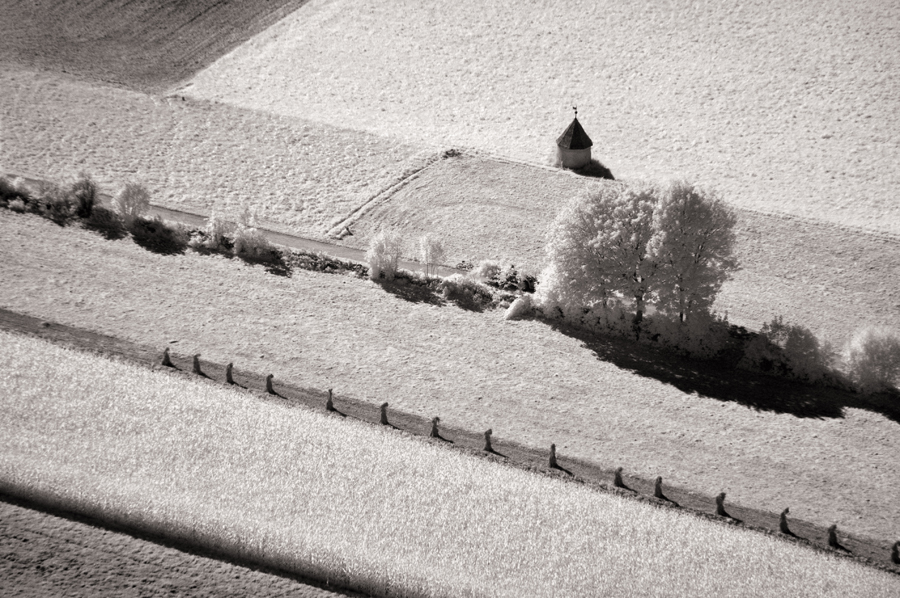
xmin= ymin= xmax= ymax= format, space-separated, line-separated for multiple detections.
xmin=0 ymin=481 xmax=370 ymax=598
xmin=3 ymin=171 xmax=466 ymax=276
xmin=323 ymin=151 xmax=448 ymax=239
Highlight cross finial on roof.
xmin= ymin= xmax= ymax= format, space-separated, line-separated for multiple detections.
xmin=573 ymin=105 xmax=578 ymax=118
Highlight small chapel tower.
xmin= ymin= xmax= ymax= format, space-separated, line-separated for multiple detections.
xmin=555 ymin=107 xmax=593 ymax=169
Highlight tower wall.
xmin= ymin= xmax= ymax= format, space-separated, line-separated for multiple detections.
xmin=557 ymin=146 xmax=592 ymax=169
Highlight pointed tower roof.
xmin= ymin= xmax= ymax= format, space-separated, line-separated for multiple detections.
xmin=556 ymin=117 xmax=593 ymax=150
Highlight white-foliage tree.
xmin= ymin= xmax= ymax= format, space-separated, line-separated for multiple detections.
xmin=418 ymin=234 xmax=445 ymax=277
xmin=229 ymin=203 xmax=275 ymax=259
xmin=366 ymin=229 xmax=404 ymax=281
xmin=648 ymin=180 xmax=739 ymax=321
xmin=845 ymin=327 xmax=900 ymax=394
xmin=542 ymin=181 xmax=660 ymax=325
xmin=539 ymin=179 xmax=739 ymax=338
xmin=113 ymin=183 xmax=150 ymax=224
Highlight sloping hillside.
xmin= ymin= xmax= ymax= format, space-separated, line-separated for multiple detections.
xmin=2 ymin=210 xmax=899 ymax=544
xmin=185 ymin=0 xmax=900 ymax=236
xmin=0 ymin=0 xmax=310 ymax=92
xmin=335 ymin=154 xmax=900 ymax=345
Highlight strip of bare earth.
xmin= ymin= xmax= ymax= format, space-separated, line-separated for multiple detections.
xmin=0 ymin=496 xmax=368 ymax=598
xmin=0 ymin=308 xmax=896 ymax=573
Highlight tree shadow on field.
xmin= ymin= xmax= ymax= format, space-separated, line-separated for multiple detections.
xmin=129 ymin=216 xmax=188 ymax=255
xmin=375 ymin=278 xmax=444 ymax=306
xmin=236 ymin=252 xmax=292 ymax=278
xmin=82 ymin=207 xmax=127 ymax=240
xmin=536 ymin=317 xmax=900 ymax=423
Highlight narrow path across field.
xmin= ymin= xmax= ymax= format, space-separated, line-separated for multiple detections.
xmin=4 ymin=173 xmax=464 ymax=278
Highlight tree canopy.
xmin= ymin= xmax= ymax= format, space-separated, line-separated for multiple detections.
xmin=541 ymin=179 xmax=738 ymax=324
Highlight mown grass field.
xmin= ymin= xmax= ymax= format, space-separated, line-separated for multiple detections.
xmin=329 ymin=154 xmax=900 ymax=346
xmin=1 ymin=330 xmax=897 ymax=597
xmin=1 ymin=210 xmax=898 ymax=547
xmin=0 ymin=68 xmax=433 ymax=239
xmin=2 ymin=0 xmax=899 ymax=592
xmin=186 ymin=0 xmax=900 ymax=236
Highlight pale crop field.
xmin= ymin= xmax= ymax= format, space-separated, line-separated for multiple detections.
xmin=185 ymin=0 xmax=900 ymax=236
xmin=1 ymin=331 xmax=897 ymax=597
xmin=2 ymin=211 xmax=899 ymax=546
xmin=334 ymin=154 xmax=900 ymax=345
xmin=0 ymin=69 xmax=432 ymax=238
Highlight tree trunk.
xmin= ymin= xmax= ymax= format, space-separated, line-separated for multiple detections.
xmin=632 ymin=294 xmax=644 ymax=339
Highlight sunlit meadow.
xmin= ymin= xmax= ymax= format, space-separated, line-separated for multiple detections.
xmin=0 ymin=331 xmax=896 ymax=597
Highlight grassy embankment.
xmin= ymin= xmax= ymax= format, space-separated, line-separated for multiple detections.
xmin=1 ymin=210 xmax=898 ymax=547
xmin=1 ymin=330 xmax=897 ymax=597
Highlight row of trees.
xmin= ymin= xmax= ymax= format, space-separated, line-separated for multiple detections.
xmin=539 ymin=179 xmax=738 ymax=326
xmin=366 ymin=231 xmax=445 ymax=280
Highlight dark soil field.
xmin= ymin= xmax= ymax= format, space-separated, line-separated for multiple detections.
xmin=0 ymin=495 xmax=366 ymax=597
xmin=0 ymin=0 xmax=311 ymax=92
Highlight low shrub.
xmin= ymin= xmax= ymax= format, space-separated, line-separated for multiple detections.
xmin=192 ymin=210 xmax=236 ymax=252
xmin=547 ymin=152 xmax=615 ymax=180
xmin=8 ymin=198 xmax=26 ymax=212
xmin=35 ymin=181 xmax=75 ymax=225
xmin=0 ymin=177 xmax=15 ymax=203
xmin=128 ymin=215 xmax=189 ymax=255
xmin=738 ymin=316 xmax=835 ymax=383
xmin=642 ymin=311 xmax=732 ymax=361
xmin=0 ymin=176 xmax=32 ymax=206
xmin=845 ymin=327 xmax=900 ymax=394
xmin=113 ymin=183 xmax=150 ymax=224
xmin=576 ymin=300 xmax=633 ymax=338
xmin=366 ymin=229 xmax=404 ymax=281
xmin=468 ymin=259 xmax=502 ymax=282
xmin=82 ymin=206 xmax=126 ymax=240
xmin=494 ymin=264 xmax=536 ymax=293
xmin=284 ymin=250 xmax=367 ymax=277
xmin=232 ymin=224 xmax=278 ymax=262
xmin=504 ymin=294 xmax=533 ymax=320
xmin=573 ymin=159 xmax=615 ymax=180
xmin=69 ymin=173 xmax=98 ymax=218
xmin=439 ymin=274 xmax=494 ymax=310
